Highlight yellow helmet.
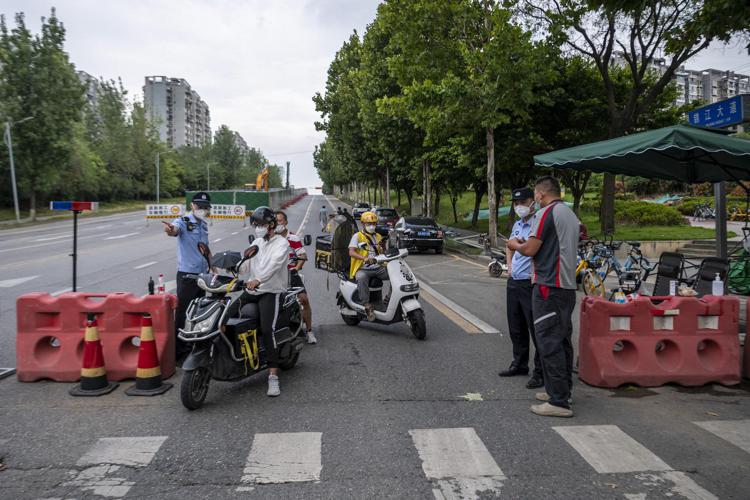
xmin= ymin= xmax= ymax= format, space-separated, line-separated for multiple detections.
xmin=361 ymin=211 xmax=378 ymax=224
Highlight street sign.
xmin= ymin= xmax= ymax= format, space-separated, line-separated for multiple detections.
xmin=49 ymin=200 xmax=99 ymax=292
xmin=145 ymin=204 xmax=184 ymax=220
xmin=687 ymin=94 xmax=748 ymax=129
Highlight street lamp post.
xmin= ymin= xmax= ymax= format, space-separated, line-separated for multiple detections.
xmin=155 ymin=152 xmax=160 ymax=204
xmin=3 ymin=116 xmax=34 ymax=223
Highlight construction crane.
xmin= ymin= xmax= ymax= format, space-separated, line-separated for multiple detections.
xmin=255 ymin=166 xmax=270 ymax=191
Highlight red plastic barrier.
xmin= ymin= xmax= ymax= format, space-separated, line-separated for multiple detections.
xmin=16 ymin=292 xmax=176 ymax=382
xmin=744 ymin=305 xmax=750 ymax=380
xmin=579 ymin=295 xmax=740 ymax=388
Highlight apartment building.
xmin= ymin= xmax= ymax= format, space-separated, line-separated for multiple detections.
xmin=77 ymin=70 xmax=102 ymax=112
xmin=232 ymin=131 xmax=250 ymax=155
xmin=143 ymin=76 xmax=211 ymax=148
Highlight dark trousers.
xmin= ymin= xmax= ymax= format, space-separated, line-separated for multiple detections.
xmin=506 ymin=278 xmax=543 ymax=379
xmin=176 ymin=271 xmax=205 ymax=358
xmin=532 ymin=285 xmax=576 ymax=409
xmin=243 ymin=292 xmax=282 ymax=368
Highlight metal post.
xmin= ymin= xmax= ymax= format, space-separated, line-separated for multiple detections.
xmin=4 ymin=122 xmax=21 ymax=223
xmin=156 ymin=152 xmax=160 ymax=204
xmin=286 ymin=161 xmax=290 ymax=189
xmin=714 ymin=182 xmax=728 ymax=259
xmin=72 ymin=210 xmax=79 ymax=291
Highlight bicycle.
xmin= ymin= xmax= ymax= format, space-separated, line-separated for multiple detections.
xmin=576 ymin=240 xmax=606 ymax=296
xmin=693 ymin=203 xmax=716 ymax=221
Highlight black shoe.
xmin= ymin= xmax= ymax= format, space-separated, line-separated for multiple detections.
xmin=498 ymin=366 xmax=529 ymax=377
xmin=526 ymin=377 xmax=544 ymax=389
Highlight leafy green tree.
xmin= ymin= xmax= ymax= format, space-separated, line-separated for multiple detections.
xmin=212 ymin=125 xmax=244 ymax=189
xmin=0 ymin=10 xmax=85 ymax=218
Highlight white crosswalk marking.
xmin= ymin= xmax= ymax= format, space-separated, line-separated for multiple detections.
xmin=64 ymin=436 xmax=167 ymax=498
xmin=238 ymin=432 xmax=322 ymax=487
xmin=0 ymin=275 xmax=38 ymax=288
xmin=694 ymin=419 xmax=750 ymax=454
xmin=555 ymin=425 xmax=717 ymax=500
xmin=409 ymin=427 xmax=505 ymax=500
xmin=104 ymin=232 xmax=140 ymax=240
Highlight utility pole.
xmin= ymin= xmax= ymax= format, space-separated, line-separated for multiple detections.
xmin=286 ymin=161 xmax=290 ymax=189
xmin=3 ymin=116 xmax=33 ymax=223
xmin=155 ymin=152 xmax=160 ymax=204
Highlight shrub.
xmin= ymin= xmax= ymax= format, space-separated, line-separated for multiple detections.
xmin=614 ymin=200 xmax=686 ymax=226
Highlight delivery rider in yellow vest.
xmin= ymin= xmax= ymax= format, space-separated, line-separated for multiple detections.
xmin=348 ymin=211 xmax=389 ymax=322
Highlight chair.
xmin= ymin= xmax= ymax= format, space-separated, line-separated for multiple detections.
xmin=693 ymin=257 xmax=730 ymax=297
xmin=652 ymin=252 xmax=684 ymax=296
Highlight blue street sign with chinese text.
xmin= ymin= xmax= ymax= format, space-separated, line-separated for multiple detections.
xmin=687 ymin=94 xmax=748 ymax=128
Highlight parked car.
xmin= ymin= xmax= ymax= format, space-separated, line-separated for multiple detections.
xmin=391 ymin=216 xmax=444 ymax=253
xmin=352 ymin=202 xmax=371 ymax=220
xmin=374 ymin=207 xmax=399 ymax=235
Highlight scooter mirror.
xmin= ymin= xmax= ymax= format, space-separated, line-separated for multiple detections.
xmin=248 ymin=234 xmax=255 ymax=245
xmin=303 ymin=234 xmax=312 ymax=246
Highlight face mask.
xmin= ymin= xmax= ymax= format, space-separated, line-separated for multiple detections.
xmin=365 ymin=224 xmax=376 ymax=234
xmin=275 ymin=224 xmax=286 ymax=234
xmin=254 ymin=226 xmax=268 ymax=238
xmin=515 ymin=205 xmax=531 ymax=218
xmin=194 ymin=209 xmax=208 ymax=220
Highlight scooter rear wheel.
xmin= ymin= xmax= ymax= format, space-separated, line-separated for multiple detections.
xmin=408 ymin=309 xmax=427 ymax=340
xmin=342 ymin=314 xmax=360 ymax=326
xmin=488 ymin=262 xmax=503 ymax=278
xmin=180 ymin=367 xmax=210 ymax=410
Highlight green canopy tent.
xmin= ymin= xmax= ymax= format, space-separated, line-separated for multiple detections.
xmin=534 ymin=124 xmax=750 ymax=258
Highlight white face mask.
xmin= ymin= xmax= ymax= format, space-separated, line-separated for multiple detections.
xmin=254 ymin=226 xmax=268 ymax=238
xmin=275 ymin=224 xmax=286 ymax=234
xmin=515 ymin=204 xmax=531 ymax=218
xmin=365 ymin=224 xmax=376 ymax=234
xmin=193 ymin=209 xmax=208 ymax=220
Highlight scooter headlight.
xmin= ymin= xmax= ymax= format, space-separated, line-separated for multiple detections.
xmin=195 ymin=309 xmax=220 ymax=333
xmin=400 ymin=283 xmax=420 ymax=292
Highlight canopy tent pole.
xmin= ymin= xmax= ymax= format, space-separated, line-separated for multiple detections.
xmin=714 ymin=182 xmax=728 ymax=260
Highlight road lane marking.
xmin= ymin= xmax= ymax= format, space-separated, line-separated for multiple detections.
xmin=213 ymin=238 xmax=223 ymax=243
xmin=238 ymin=432 xmax=322 ymax=487
xmin=231 ymin=231 xmax=239 ymax=235
xmin=64 ymin=436 xmax=167 ymax=498
xmin=694 ymin=419 xmax=750 ymax=454
xmin=419 ymin=287 xmax=479 ymax=334
xmin=554 ymin=425 xmax=670 ymax=473
xmin=295 ymin=195 xmax=315 ymax=234
xmin=134 ymin=261 xmax=157 ymax=270
xmin=416 ymin=281 xmax=499 ymax=334
xmin=0 ymin=275 xmax=39 ymax=288
xmin=450 ymin=254 xmax=489 ymax=270
xmin=104 ymin=232 xmax=140 ymax=240
xmin=0 ymin=233 xmax=111 ymax=253
xmin=409 ymin=427 xmax=505 ymax=499
xmin=32 ymin=233 xmax=70 ymax=242
xmin=51 ymin=287 xmax=72 ymax=296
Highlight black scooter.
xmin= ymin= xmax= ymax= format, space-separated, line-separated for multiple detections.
xmin=177 ymin=238 xmax=306 ymax=410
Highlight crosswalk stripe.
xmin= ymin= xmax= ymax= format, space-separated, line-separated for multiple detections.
xmin=64 ymin=436 xmax=167 ymax=498
xmin=553 ymin=425 xmax=670 ymax=473
xmin=0 ymin=275 xmax=38 ymax=288
xmin=238 ymin=432 xmax=322 ymax=487
xmin=409 ymin=427 xmax=505 ymax=500
xmin=693 ymin=419 xmax=750 ymax=455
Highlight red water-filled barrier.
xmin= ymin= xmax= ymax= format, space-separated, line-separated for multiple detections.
xmin=744 ymin=305 xmax=750 ymax=380
xmin=16 ymin=292 xmax=176 ymax=382
xmin=579 ymin=295 xmax=740 ymax=388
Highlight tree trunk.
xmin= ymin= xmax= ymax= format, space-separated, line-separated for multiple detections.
xmin=397 ymin=187 xmax=401 ymax=209
xmin=406 ymin=189 xmax=413 ymax=215
xmin=385 ymin=166 xmax=391 ymax=208
xmin=472 ymin=184 xmax=484 ymax=228
xmin=451 ymin=192 xmax=459 ymax=224
xmin=486 ymin=127 xmax=497 ymax=247
xmin=433 ymin=185 xmax=441 ymax=218
xmin=29 ymin=191 xmax=37 ymax=221
xmin=422 ymin=159 xmax=432 ymax=217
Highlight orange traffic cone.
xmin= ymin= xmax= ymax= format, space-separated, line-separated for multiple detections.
xmin=126 ymin=314 xmax=173 ymax=396
xmin=70 ymin=313 xmax=119 ymax=397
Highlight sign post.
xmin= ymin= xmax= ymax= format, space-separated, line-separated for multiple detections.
xmin=49 ymin=201 xmax=99 ymax=291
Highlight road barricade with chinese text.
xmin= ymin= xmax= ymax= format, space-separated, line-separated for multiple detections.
xmin=16 ymin=292 xmax=176 ymax=382
xmin=579 ymin=295 xmax=740 ymax=388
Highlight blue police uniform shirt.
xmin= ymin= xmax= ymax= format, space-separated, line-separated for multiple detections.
xmin=172 ymin=213 xmax=209 ymax=273
xmin=510 ymin=216 xmax=533 ymax=280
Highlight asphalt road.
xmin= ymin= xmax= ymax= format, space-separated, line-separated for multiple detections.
xmin=0 ymin=195 xmax=749 ymax=499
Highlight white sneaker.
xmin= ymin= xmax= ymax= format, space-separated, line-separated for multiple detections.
xmin=535 ymin=392 xmax=573 ymax=404
xmin=267 ymin=375 xmax=280 ymax=397
xmin=306 ymin=331 xmax=317 ymax=344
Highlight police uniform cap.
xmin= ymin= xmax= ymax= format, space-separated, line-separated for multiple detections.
xmin=512 ymin=187 xmax=534 ymax=201
xmin=192 ymin=192 xmax=212 ymax=207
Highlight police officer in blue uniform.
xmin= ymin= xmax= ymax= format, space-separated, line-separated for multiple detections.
xmin=164 ymin=192 xmax=211 ymax=364
xmin=499 ymin=187 xmax=544 ymax=389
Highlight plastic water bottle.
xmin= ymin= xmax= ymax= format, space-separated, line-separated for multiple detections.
xmin=712 ymin=273 xmax=724 ymax=296
xmin=614 ymin=289 xmax=627 ymax=304
xmin=157 ymin=274 xmax=165 ymax=294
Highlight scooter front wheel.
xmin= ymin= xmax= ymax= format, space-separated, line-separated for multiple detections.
xmin=488 ymin=262 xmax=504 ymax=278
xmin=342 ymin=314 xmax=360 ymax=326
xmin=407 ymin=309 xmax=427 ymax=340
xmin=180 ymin=367 xmax=210 ymax=410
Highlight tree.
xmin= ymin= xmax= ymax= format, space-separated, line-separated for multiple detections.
xmin=0 ymin=10 xmax=85 ymax=218
xmin=519 ymin=0 xmax=750 ymax=231
xmin=212 ymin=125 xmax=244 ymax=189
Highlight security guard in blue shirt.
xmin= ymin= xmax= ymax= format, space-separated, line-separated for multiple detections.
xmin=498 ymin=187 xmax=544 ymax=389
xmin=164 ymin=192 xmax=211 ymax=363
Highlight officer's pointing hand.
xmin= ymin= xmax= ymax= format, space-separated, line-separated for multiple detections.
xmin=162 ymin=221 xmax=178 ymax=236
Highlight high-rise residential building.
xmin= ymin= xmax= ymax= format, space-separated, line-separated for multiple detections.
xmin=232 ymin=131 xmax=250 ymax=155
xmin=143 ymin=76 xmax=211 ymax=148
xmin=77 ymin=70 xmax=102 ymax=112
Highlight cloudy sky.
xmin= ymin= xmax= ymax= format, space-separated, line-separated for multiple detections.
xmin=3 ymin=1 xmax=749 ymax=189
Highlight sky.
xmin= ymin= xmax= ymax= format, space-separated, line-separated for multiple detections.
xmin=1 ymin=1 xmax=749 ymax=190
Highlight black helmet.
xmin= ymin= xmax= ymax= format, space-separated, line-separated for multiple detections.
xmin=250 ymin=206 xmax=277 ymax=227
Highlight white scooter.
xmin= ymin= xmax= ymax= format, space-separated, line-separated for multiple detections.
xmin=337 ymin=247 xmax=426 ymax=340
